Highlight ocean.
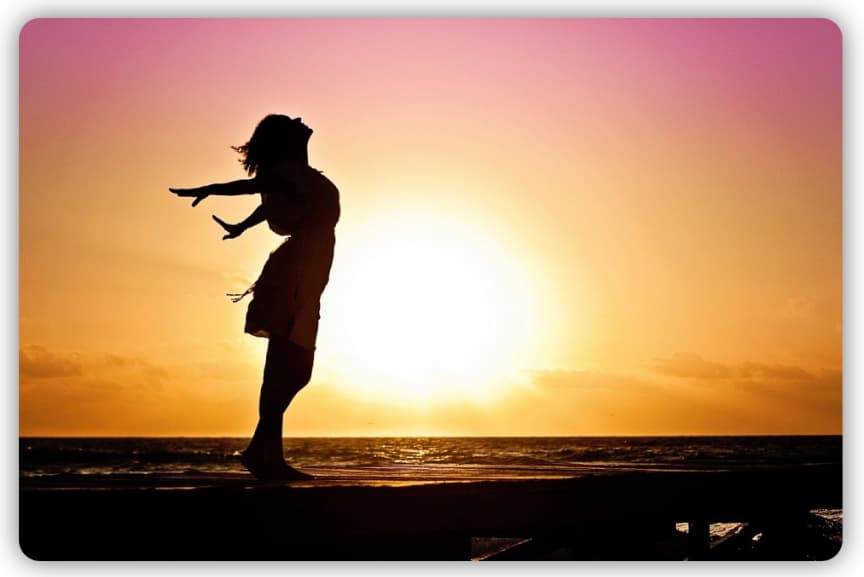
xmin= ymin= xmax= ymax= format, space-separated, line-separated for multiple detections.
xmin=19 ymin=435 xmax=842 ymax=478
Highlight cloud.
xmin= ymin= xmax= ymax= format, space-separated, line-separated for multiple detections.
xmin=103 ymin=354 xmax=169 ymax=384
xmin=19 ymin=345 xmax=83 ymax=379
xmin=738 ymin=362 xmax=815 ymax=381
xmin=653 ymin=352 xmax=733 ymax=379
xmin=654 ymin=352 xmax=833 ymax=385
xmin=104 ymin=354 xmax=134 ymax=367
xmin=816 ymin=369 xmax=843 ymax=387
xmin=778 ymin=296 xmax=814 ymax=318
xmin=20 ymin=346 xmax=170 ymax=390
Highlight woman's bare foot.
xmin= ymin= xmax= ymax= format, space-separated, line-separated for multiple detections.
xmin=280 ymin=462 xmax=314 ymax=481
xmin=240 ymin=449 xmax=313 ymax=481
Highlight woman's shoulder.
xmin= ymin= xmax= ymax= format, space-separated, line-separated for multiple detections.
xmin=262 ymin=161 xmax=338 ymax=213
xmin=265 ymin=160 xmax=306 ymax=181
xmin=265 ymin=162 xmax=333 ymax=186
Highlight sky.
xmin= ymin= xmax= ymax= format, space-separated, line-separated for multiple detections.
xmin=19 ymin=18 xmax=842 ymax=437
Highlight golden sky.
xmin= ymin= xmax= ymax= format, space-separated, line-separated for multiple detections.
xmin=19 ymin=19 xmax=841 ymax=436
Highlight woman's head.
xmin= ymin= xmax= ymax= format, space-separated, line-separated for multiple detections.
xmin=233 ymin=114 xmax=313 ymax=175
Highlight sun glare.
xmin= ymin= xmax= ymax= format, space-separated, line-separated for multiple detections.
xmin=321 ymin=210 xmax=543 ymax=405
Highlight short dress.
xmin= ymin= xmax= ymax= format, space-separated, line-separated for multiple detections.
xmin=242 ymin=164 xmax=340 ymax=350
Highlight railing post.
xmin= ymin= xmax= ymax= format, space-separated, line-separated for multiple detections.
xmin=687 ymin=519 xmax=710 ymax=560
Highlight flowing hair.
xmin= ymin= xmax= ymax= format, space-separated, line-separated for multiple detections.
xmin=232 ymin=114 xmax=313 ymax=176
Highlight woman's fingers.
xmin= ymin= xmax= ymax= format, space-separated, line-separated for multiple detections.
xmin=170 ymin=187 xmax=204 ymax=206
xmin=212 ymin=215 xmax=241 ymax=239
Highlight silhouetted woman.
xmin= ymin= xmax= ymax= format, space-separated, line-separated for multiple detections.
xmin=170 ymin=115 xmax=340 ymax=480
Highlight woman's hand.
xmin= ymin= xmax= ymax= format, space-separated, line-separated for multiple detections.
xmin=169 ymin=187 xmax=209 ymax=207
xmin=212 ymin=215 xmax=246 ymax=240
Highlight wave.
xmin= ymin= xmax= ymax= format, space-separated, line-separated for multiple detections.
xmin=20 ymin=436 xmax=842 ymax=477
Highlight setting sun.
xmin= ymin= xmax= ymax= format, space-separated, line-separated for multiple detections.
xmin=322 ymin=208 xmax=542 ymax=404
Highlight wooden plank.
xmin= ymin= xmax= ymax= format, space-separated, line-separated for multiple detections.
xmin=19 ymin=464 xmax=841 ymax=560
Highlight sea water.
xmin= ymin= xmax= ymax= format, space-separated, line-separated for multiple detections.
xmin=19 ymin=435 xmax=841 ymax=477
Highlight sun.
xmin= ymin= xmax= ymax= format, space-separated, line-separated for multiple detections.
xmin=319 ymin=209 xmax=543 ymax=405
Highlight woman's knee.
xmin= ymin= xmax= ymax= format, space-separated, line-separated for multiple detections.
xmin=264 ymin=337 xmax=314 ymax=388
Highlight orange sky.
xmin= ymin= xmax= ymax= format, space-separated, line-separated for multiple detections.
xmin=19 ymin=18 xmax=841 ymax=436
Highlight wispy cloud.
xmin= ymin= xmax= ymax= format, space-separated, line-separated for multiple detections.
xmin=738 ymin=362 xmax=815 ymax=381
xmin=20 ymin=346 xmax=169 ymax=389
xmin=653 ymin=352 xmax=836 ymax=386
xmin=103 ymin=353 xmax=169 ymax=383
xmin=777 ymin=295 xmax=815 ymax=319
xmin=654 ymin=352 xmax=733 ymax=379
xmin=19 ymin=345 xmax=83 ymax=379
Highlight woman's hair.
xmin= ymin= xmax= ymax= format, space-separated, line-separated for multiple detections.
xmin=233 ymin=114 xmax=313 ymax=176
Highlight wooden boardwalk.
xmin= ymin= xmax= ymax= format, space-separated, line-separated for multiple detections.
xmin=19 ymin=464 xmax=841 ymax=560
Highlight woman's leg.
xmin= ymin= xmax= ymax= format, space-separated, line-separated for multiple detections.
xmin=243 ymin=336 xmax=314 ymax=478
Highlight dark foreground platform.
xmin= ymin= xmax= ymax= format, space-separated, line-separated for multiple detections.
xmin=20 ymin=465 xmax=841 ymax=561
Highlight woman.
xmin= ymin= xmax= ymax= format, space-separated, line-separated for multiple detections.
xmin=170 ymin=114 xmax=340 ymax=480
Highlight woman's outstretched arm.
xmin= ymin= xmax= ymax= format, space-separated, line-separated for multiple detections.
xmin=169 ymin=179 xmax=258 ymax=207
xmin=212 ymin=204 xmax=266 ymax=240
